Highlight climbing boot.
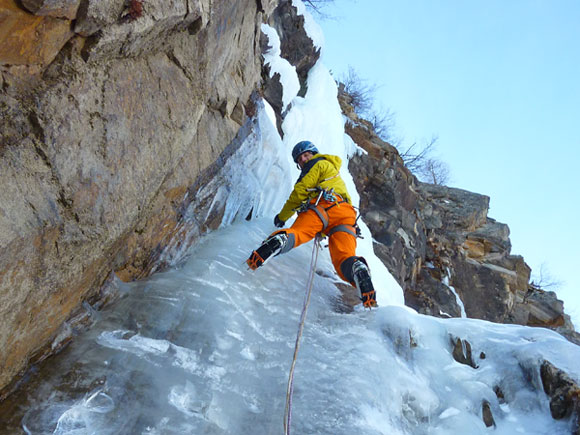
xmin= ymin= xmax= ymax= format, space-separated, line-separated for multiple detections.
xmin=247 ymin=233 xmax=288 ymax=270
xmin=352 ymin=260 xmax=377 ymax=308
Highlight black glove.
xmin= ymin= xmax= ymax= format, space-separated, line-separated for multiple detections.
xmin=274 ymin=215 xmax=285 ymax=228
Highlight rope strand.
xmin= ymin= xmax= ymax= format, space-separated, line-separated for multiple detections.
xmin=284 ymin=234 xmax=321 ymax=435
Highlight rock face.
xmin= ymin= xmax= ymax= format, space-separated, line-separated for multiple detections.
xmin=261 ymin=0 xmax=319 ymax=134
xmin=0 ymin=0 xmax=279 ymax=397
xmin=1 ymin=0 xmax=577 ymax=407
xmin=341 ymin=87 xmax=578 ymax=344
xmin=0 ymin=0 xmax=73 ymax=66
xmin=20 ymin=0 xmax=80 ymax=19
xmin=541 ymin=360 xmax=580 ymax=432
xmin=266 ymin=0 xmax=319 ymax=97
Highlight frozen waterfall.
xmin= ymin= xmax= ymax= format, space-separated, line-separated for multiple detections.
xmin=4 ymin=1 xmax=580 ymax=434
xmin=11 ymin=218 xmax=580 ymax=434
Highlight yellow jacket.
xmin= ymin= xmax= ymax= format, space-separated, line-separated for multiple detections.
xmin=278 ymin=154 xmax=351 ymax=221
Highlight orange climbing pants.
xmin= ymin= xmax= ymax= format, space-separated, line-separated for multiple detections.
xmin=271 ymin=199 xmax=358 ymax=284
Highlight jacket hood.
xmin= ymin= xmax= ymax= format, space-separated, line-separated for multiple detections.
xmin=316 ymin=154 xmax=342 ymax=170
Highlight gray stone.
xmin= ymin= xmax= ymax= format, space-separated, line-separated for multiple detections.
xmin=20 ymin=0 xmax=80 ymax=19
xmin=77 ymin=0 xmax=205 ymax=60
xmin=482 ymin=400 xmax=495 ymax=428
xmin=0 ymin=0 xmax=266 ymax=397
xmin=418 ymin=183 xmax=490 ymax=232
xmin=540 ymin=360 xmax=580 ymax=431
xmin=267 ymin=0 xmax=320 ymax=97
xmin=261 ymin=0 xmax=320 ymax=133
xmin=345 ymin=109 xmax=425 ymax=292
xmin=451 ymin=256 xmax=514 ymax=322
xmin=74 ymin=0 xmax=125 ymax=36
xmin=406 ymin=268 xmax=462 ymax=318
xmin=451 ymin=336 xmax=478 ymax=369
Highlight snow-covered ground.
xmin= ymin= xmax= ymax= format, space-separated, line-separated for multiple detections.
xmin=10 ymin=1 xmax=580 ymax=434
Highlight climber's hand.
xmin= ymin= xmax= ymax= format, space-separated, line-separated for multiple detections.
xmin=274 ymin=215 xmax=285 ymax=228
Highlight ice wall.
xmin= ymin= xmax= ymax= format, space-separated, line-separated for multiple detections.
xmin=13 ymin=219 xmax=580 ymax=435
xmin=4 ymin=2 xmax=580 ymax=435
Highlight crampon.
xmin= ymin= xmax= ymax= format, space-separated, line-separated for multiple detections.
xmin=352 ymin=260 xmax=378 ymax=308
xmin=246 ymin=233 xmax=287 ymax=270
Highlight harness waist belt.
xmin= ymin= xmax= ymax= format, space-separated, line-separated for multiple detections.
xmin=305 ymin=200 xmax=352 ymax=233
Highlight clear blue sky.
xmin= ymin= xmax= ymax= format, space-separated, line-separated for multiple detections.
xmin=317 ymin=0 xmax=580 ymax=326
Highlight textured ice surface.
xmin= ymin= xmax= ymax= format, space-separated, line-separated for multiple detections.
xmin=16 ymin=219 xmax=580 ymax=435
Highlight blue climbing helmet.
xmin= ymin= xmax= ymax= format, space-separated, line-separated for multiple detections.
xmin=292 ymin=141 xmax=319 ymax=163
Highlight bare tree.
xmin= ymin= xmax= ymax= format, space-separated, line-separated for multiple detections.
xmin=369 ymin=107 xmax=398 ymax=143
xmin=303 ymin=0 xmax=336 ymax=14
xmin=338 ymin=67 xmax=451 ymax=185
xmin=398 ymin=135 xmax=449 ymax=184
xmin=339 ymin=66 xmax=379 ymax=117
xmin=399 ymin=136 xmax=438 ymax=173
xmin=301 ymin=0 xmax=338 ymax=18
xmin=338 ymin=67 xmax=400 ymax=142
xmin=530 ymin=263 xmax=563 ymax=290
xmin=418 ymin=158 xmax=450 ymax=185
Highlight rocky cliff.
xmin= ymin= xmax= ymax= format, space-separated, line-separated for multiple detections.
xmin=1 ymin=0 xmax=578 ymax=411
xmin=0 ymin=0 xmax=279 ymax=398
xmin=340 ymin=89 xmax=578 ymax=345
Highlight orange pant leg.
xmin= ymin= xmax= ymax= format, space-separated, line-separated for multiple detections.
xmin=270 ymin=201 xmax=359 ymax=283
xmin=328 ymin=230 xmax=357 ymax=283
xmin=271 ymin=208 xmax=323 ymax=250
xmin=325 ymin=202 xmax=358 ymax=283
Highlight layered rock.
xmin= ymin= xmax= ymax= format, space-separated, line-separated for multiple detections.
xmin=0 ymin=0 xmax=73 ymax=67
xmin=541 ymin=360 xmax=580 ymax=432
xmin=0 ymin=0 xmax=278 ymax=398
xmin=261 ymin=0 xmax=319 ymax=134
xmin=20 ymin=0 xmax=80 ymax=19
xmin=341 ymin=87 xmax=578 ymax=344
xmin=266 ymin=0 xmax=319 ymax=97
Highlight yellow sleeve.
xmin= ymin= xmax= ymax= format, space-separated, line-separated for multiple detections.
xmin=278 ymin=162 xmax=324 ymax=221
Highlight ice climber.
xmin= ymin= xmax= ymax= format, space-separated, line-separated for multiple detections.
xmin=246 ymin=140 xmax=378 ymax=308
